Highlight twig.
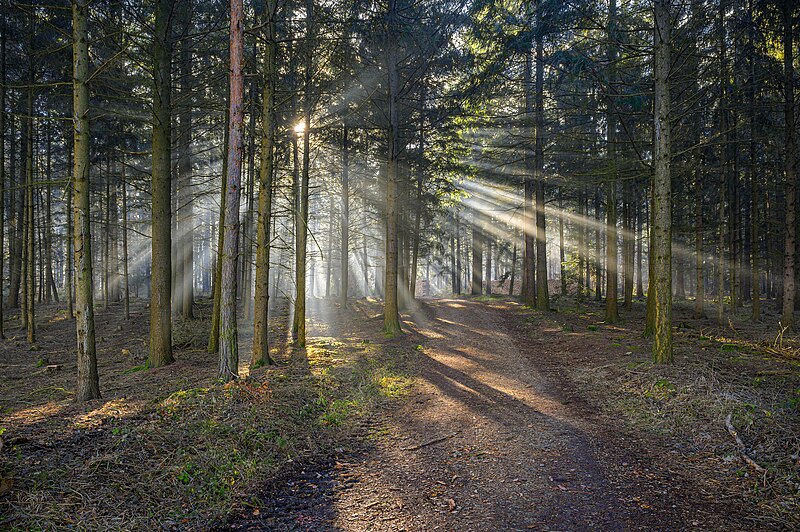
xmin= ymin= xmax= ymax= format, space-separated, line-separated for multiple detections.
xmin=725 ymin=413 xmax=766 ymax=474
xmin=401 ymin=432 xmax=458 ymax=451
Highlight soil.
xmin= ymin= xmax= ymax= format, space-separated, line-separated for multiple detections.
xmin=229 ymin=298 xmax=793 ymax=531
xmin=2 ymin=297 xmax=797 ymax=530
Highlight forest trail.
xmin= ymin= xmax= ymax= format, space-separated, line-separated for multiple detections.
xmin=234 ymin=299 xmax=746 ymax=531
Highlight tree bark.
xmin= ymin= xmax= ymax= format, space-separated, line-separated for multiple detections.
xmin=252 ymin=0 xmax=277 ymax=368
xmin=72 ymin=0 xmax=100 ymax=400
xmin=148 ymin=0 xmax=174 ymax=367
xmin=781 ymin=0 xmax=796 ymax=328
xmin=178 ymin=0 xmax=194 ymax=320
xmin=652 ymin=0 xmax=672 ymax=364
xmin=218 ymin=0 xmax=245 ymax=381
xmin=382 ymin=0 xmax=402 ymax=336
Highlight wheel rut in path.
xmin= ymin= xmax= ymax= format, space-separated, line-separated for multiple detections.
xmin=231 ymin=299 xmax=743 ymax=531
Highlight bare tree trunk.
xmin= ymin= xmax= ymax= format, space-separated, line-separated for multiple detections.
xmin=485 ymin=234 xmax=492 ymax=295
xmin=522 ymin=43 xmax=535 ymax=306
xmin=121 ymin=161 xmax=130 ymax=319
xmin=218 ymin=0 xmax=245 ymax=380
xmin=716 ymin=0 xmax=728 ymax=325
xmin=148 ymin=0 xmax=174 ymax=367
xmin=534 ymin=14 xmax=548 ymax=311
xmin=72 ymin=0 xmax=100 ymax=400
xmin=652 ymin=0 xmax=672 ymax=364
xmin=471 ymin=224 xmax=483 ymax=295
xmin=749 ymin=0 xmax=760 ymax=321
xmin=252 ymin=0 xmax=277 ymax=367
xmin=45 ymin=128 xmax=56 ymax=303
xmin=66 ymin=141 xmax=74 ymax=319
xmin=604 ymin=0 xmax=619 ymax=322
xmin=509 ymin=242 xmax=517 ymax=296
xmin=292 ymin=0 xmax=314 ymax=345
xmin=781 ymin=0 xmax=796 ymax=328
xmin=694 ymin=168 xmax=705 ymax=318
xmin=382 ymin=0 xmax=402 ymax=336
xmin=340 ymin=125 xmax=349 ymax=307
xmin=208 ymin=105 xmax=228 ymax=353
xmin=24 ymin=32 xmax=34 ymax=343
xmin=178 ymin=0 xmax=194 ymax=320
xmin=0 ymin=20 xmax=5 ymax=338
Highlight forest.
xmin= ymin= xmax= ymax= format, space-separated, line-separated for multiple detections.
xmin=0 ymin=0 xmax=799 ymax=529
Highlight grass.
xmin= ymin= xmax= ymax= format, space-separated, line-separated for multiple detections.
xmin=1 ymin=302 xmax=419 ymax=531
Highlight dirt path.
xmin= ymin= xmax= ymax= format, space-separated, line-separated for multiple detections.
xmin=231 ymin=299 xmax=750 ymax=531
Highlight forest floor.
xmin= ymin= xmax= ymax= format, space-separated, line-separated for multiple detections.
xmin=1 ymin=295 xmax=799 ymax=530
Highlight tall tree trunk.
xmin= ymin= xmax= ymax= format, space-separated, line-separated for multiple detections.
xmin=594 ymin=191 xmax=602 ymax=301
xmin=340 ymin=125 xmax=349 ymax=307
xmin=122 ymin=161 xmax=130 ymax=319
xmin=558 ymin=190 xmax=566 ymax=296
xmin=749 ymin=0 xmax=760 ymax=321
xmin=178 ymin=0 xmax=194 ymax=319
xmin=604 ymin=0 xmax=619 ymax=322
xmin=148 ymin=0 xmax=174 ymax=367
xmin=241 ymin=53 xmax=256 ymax=319
xmin=382 ymin=0 xmax=402 ymax=336
xmin=694 ymin=168 xmax=705 ymax=318
xmin=208 ymin=105 xmax=229 ymax=353
xmin=24 ymin=32 xmax=34 ymax=343
xmin=534 ymin=10 xmax=548 ymax=311
xmin=522 ymin=43 xmax=535 ymax=306
xmin=781 ymin=0 xmax=796 ymax=328
xmin=45 ymin=128 xmax=55 ymax=303
xmin=716 ymin=0 xmax=727 ymax=325
xmin=471 ymin=224 xmax=483 ymax=295
xmin=66 ymin=140 xmax=74 ymax=319
xmin=485 ymin=234 xmax=492 ymax=295
xmin=251 ymin=0 xmax=277 ymax=368
xmin=218 ymin=0 xmax=245 ymax=380
xmin=72 ymin=0 xmax=99 ymax=400
xmin=509 ymin=242 xmax=517 ymax=296
xmin=292 ymin=0 xmax=314 ymax=345
xmin=0 ymin=19 xmax=5 ymax=338
xmin=652 ymin=0 xmax=672 ymax=363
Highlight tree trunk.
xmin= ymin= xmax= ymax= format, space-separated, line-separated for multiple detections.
xmin=522 ymin=43 xmax=535 ymax=306
xmin=24 ymin=35 xmax=35 ymax=343
xmin=252 ymin=0 xmax=277 ymax=367
xmin=471 ymin=225 xmax=483 ymax=295
xmin=208 ymin=105 xmax=229 ymax=354
xmin=178 ymin=0 xmax=194 ymax=320
xmin=122 ymin=161 xmax=130 ymax=319
xmin=0 ymin=21 xmax=5 ymax=338
xmin=781 ymin=0 xmax=796 ymax=328
xmin=218 ymin=0 xmax=245 ymax=380
xmin=148 ymin=0 xmax=174 ymax=367
xmin=382 ymin=0 xmax=402 ymax=336
xmin=652 ymin=0 xmax=672 ymax=364
xmin=534 ymin=13 xmax=548 ymax=311
xmin=72 ymin=0 xmax=100 ymax=400
xmin=340 ymin=124 xmax=350 ymax=307
xmin=749 ymin=0 xmax=759 ymax=321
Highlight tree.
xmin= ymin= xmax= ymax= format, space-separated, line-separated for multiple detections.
xmin=72 ymin=0 xmax=99 ymax=401
xmin=148 ymin=0 xmax=174 ymax=368
xmin=781 ymin=0 xmax=796 ymax=329
xmin=382 ymin=0 xmax=402 ymax=336
xmin=652 ymin=0 xmax=672 ymax=364
xmin=218 ymin=0 xmax=245 ymax=380
xmin=252 ymin=0 xmax=278 ymax=368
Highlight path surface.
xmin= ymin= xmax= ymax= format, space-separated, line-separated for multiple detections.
xmin=231 ymin=299 xmax=742 ymax=531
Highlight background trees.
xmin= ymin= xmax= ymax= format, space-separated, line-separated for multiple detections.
xmin=0 ymin=0 xmax=795 ymax=397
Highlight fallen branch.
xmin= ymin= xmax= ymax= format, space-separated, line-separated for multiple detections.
xmin=401 ymin=432 xmax=458 ymax=451
xmin=725 ymin=414 xmax=766 ymax=474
